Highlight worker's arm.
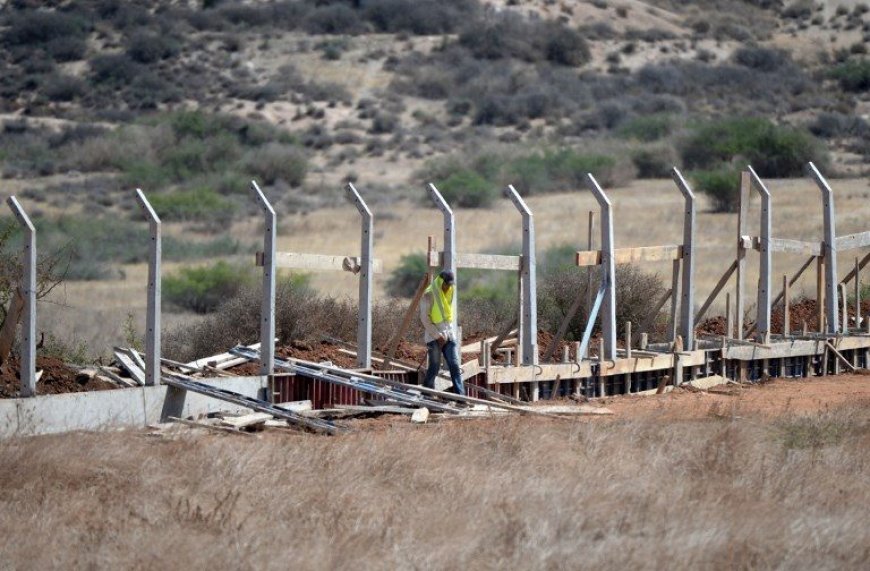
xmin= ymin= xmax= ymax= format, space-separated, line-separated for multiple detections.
xmin=418 ymin=294 xmax=443 ymax=341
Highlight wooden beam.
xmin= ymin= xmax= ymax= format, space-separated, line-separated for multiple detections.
xmin=835 ymin=230 xmax=870 ymax=252
xmin=768 ymin=238 xmax=822 ymax=256
xmin=266 ymin=252 xmax=384 ymax=273
xmin=746 ymin=255 xmax=814 ymax=338
xmin=488 ymin=362 xmax=592 ymax=384
xmin=694 ymin=259 xmax=738 ymax=324
xmin=840 ymin=251 xmax=870 ymax=285
xmin=428 ymin=251 xmax=521 ymax=271
xmin=575 ymin=244 xmax=682 ymax=267
xmin=736 ymin=171 xmax=750 ymax=339
xmin=825 ymin=341 xmax=856 ymax=372
xmin=383 ymin=274 xmax=430 ymax=369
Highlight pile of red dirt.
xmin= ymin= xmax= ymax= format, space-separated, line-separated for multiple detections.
xmin=0 ymin=356 xmax=115 ymax=398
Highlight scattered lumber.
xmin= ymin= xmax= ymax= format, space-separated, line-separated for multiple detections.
xmin=113 ymin=347 xmax=145 ymax=385
xmin=220 ymin=412 xmax=273 ymax=429
xmin=168 ymin=416 xmax=257 ymax=437
xmin=99 ymin=365 xmax=137 ymax=388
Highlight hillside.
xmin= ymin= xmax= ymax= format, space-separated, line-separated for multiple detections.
xmin=0 ymin=0 xmax=869 ymax=355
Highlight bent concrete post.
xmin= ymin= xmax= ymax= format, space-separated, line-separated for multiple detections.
xmin=748 ymin=166 xmax=772 ymax=342
xmin=808 ymin=162 xmax=840 ymax=334
xmin=585 ymin=174 xmax=617 ymax=361
xmin=506 ymin=185 xmax=538 ymax=365
xmin=672 ymin=168 xmax=696 ymax=348
xmin=346 ymin=183 xmax=373 ymax=369
xmin=427 ymin=183 xmax=458 ymax=340
xmin=6 ymin=197 xmax=35 ymax=397
xmin=135 ymin=189 xmax=162 ymax=386
xmin=250 ymin=181 xmax=275 ymax=375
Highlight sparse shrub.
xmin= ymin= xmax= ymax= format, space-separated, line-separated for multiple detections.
xmin=807 ymin=112 xmax=869 ymax=138
xmin=386 ymin=253 xmax=428 ymax=298
xmin=45 ymin=36 xmax=87 ymax=62
xmin=830 ymin=59 xmax=870 ymax=92
xmin=42 ymin=74 xmax=86 ymax=102
xmin=304 ymin=4 xmax=363 ymax=34
xmin=243 ymin=143 xmax=307 ymax=186
xmin=3 ymin=10 xmax=89 ymax=47
xmin=90 ymin=54 xmax=141 ymax=85
xmin=691 ymin=167 xmax=741 ymax=213
xmin=783 ymin=0 xmax=814 ymax=20
xmin=617 ymin=114 xmax=674 ymax=141
xmin=163 ymin=261 xmax=255 ymax=314
xmin=127 ymin=31 xmax=179 ymax=64
xmin=434 ymin=169 xmax=497 ymax=208
xmin=459 ymin=14 xmax=590 ymax=67
xmin=370 ymin=112 xmax=399 ymax=134
xmin=364 ymin=0 xmax=480 ymax=35
xmin=732 ymin=46 xmax=790 ymax=72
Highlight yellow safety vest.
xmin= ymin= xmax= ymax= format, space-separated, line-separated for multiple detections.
xmin=426 ymin=276 xmax=454 ymax=325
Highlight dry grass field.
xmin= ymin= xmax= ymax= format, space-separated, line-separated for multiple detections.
xmin=1 ymin=377 xmax=868 ymax=569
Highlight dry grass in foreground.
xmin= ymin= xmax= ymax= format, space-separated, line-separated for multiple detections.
xmin=1 ymin=400 xmax=869 ymax=570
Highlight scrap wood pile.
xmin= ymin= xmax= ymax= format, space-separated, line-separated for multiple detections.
xmin=154 ymin=343 xmax=612 ymax=437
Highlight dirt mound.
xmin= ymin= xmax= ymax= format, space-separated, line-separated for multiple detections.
xmin=0 ymin=356 xmax=114 ymax=398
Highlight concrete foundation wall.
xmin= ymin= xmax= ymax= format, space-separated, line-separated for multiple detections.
xmin=0 ymin=376 xmax=267 ymax=438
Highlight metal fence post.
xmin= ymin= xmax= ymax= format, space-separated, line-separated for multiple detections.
xmin=346 ymin=183 xmax=373 ymax=369
xmin=5 ymin=197 xmax=35 ymax=397
xmin=585 ymin=174 xmax=616 ymax=361
xmin=427 ymin=183 xmax=458 ymax=338
xmin=135 ymin=189 xmax=161 ymax=386
xmin=748 ymin=166 xmax=772 ymax=343
xmin=506 ymin=185 xmax=538 ymax=365
xmin=808 ymin=162 xmax=840 ymax=334
xmin=672 ymin=168 xmax=696 ymax=348
xmin=250 ymin=181 xmax=275 ymax=375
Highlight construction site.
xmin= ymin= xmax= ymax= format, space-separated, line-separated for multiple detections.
xmin=2 ymin=163 xmax=870 ymax=437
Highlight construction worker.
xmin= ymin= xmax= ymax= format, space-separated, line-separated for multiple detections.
xmin=419 ymin=270 xmax=464 ymax=395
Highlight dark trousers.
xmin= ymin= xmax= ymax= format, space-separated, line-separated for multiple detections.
xmin=424 ymin=339 xmax=464 ymax=395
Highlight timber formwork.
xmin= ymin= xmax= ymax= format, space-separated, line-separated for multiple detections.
xmin=4 ymin=164 xmax=870 ymax=411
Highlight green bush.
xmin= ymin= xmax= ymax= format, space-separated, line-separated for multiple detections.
xmin=386 ymin=253 xmax=428 ymax=298
xmin=681 ymin=117 xmax=827 ymax=177
xmin=690 ymin=168 xmax=741 ymax=213
xmin=830 ymin=59 xmax=870 ymax=92
xmin=435 ymin=169 xmax=497 ymax=208
xmin=163 ymin=261 xmax=254 ymax=314
xmin=244 ymin=143 xmax=307 ymax=186
xmin=631 ymin=146 xmax=678 ymax=179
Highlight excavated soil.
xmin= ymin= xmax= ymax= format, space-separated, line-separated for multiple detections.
xmin=599 ymin=375 xmax=870 ymax=421
xmin=0 ymin=356 xmax=114 ymax=398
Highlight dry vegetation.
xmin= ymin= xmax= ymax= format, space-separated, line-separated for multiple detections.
xmin=1 ymin=379 xmax=868 ymax=568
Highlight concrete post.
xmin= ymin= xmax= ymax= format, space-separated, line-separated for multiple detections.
xmin=585 ymin=174 xmax=616 ymax=361
xmin=855 ymin=258 xmax=863 ymax=330
xmin=135 ymin=189 xmax=162 ymax=386
xmin=427 ymin=183 xmax=458 ymax=341
xmin=808 ymin=162 xmax=840 ymax=334
xmin=736 ymin=171 xmax=750 ymax=339
xmin=506 ymin=185 xmax=538 ymax=365
xmin=748 ymin=166 xmax=772 ymax=343
xmin=250 ymin=181 xmax=275 ymax=375
xmin=346 ymin=183 xmax=373 ymax=369
xmin=6 ymin=197 xmax=36 ymax=397
xmin=672 ymin=168 xmax=696 ymax=348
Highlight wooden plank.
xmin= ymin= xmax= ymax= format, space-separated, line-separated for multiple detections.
xmin=487 ymin=362 xmax=592 ymax=384
xmin=835 ymin=231 xmax=870 ymax=252
xmin=168 ymin=417 xmax=257 ymax=437
xmin=98 ymin=366 xmax=137 ymax=388
xmin=269 ymin=252 xmax=383 ymax=273
xmin=694 ymin=260 xmax=738 ymax=324
xmin=428 ymin=250 xmax=521 ymax=271
xmin=275 ymin=400 xmax=313 ymax=412
xmin=575 ymin=245 xmax=683 ymax=267
xmin=383 ymin=274 xmax=430 ymax=368
xmin=185 ymin=341 xmax=266 ymax=370
xmin=746 ymin=255 xmax=815 ymax=338
xmin=826 ymin=341 xmax=856 ymax=372
xmin=768 ymin=238 xmax=822 ymax=256
xmin=220 ymin=412 xmax=273 ymax=428
xmin=598 ymin=351 xmax=706 ymax=377
xmin=114 ymin=349 xmax=145 ymax=385
xmin=840 ymin=251 xmax=870 ymax=285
